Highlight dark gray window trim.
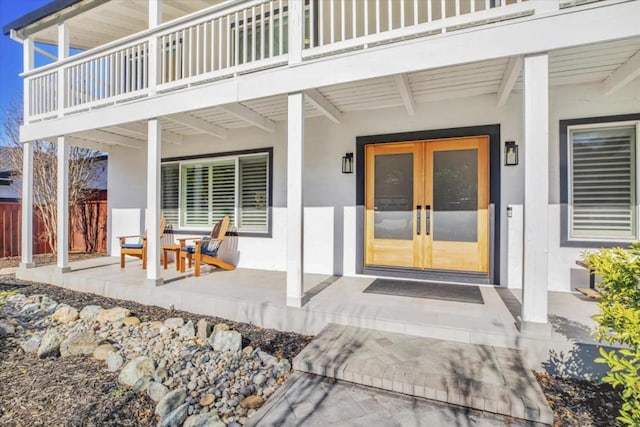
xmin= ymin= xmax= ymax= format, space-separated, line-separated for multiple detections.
xmin=162 ymin=147 xmax=273 ymax=238
xmin=560 ymin=113 xmax=640 ymax=248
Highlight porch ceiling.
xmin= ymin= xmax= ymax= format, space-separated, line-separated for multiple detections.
xmin=30 ymin=0 xmax=223 ymax=50
xmin=70 ymin=36 xmax=640 ymax=150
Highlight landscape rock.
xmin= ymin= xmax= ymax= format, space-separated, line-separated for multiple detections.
xmin=60 ymin=332 xmax=100 ymax=357
xmin=0 ymin=321 xmax=15 ymax=337
xmin=239 ymin=395 xmax=264 ymax=409
xmin=212 ymin=323 xmax=230 ymax=333
xmin=155 ymin=388 xmax=187 ymax=417
xmin=149 ymin=320 xmax=164 ymax=329
xmin=183 ymin=413 xmax=225 ymax=427
xmin=274 ymin=358 xmax=292 ymax=376
xmin=118 ymin=356 xmax=155 ymax=386
xmin=209 ymin=331 xmax=241 ymax=352
xmin=52 ymin=305 xmax=79 ymax=323
xmin=20 ymin=303 xmax=41 ymax=315
xmin=196 ymin=319 xmax=211 ymax=341
xmin=122 ymin=316 xmax=141 ymax=326
xmin=20 ymin=334 xmax=42 ymax=353
xmin=37 ymin=330 xmax=64 ymax=358
xmin=106 ymin=352 xmax=124 ymax=372
xmin=179 ymin=320 xmax=195 ymax=338
xmin=164 ymin=317 xmax=184 ymax=329
xmin=96 ymin=307 xmax=130 ymax=323
xmin=199 ymin=394 xmax=215 ymax=406
xmin=5 ymin=293 xmax=26 ymax=304
xmin=93 ymin=343 xmax=117 ymax=360
xmin=147 ymin=381 xmax=169 ymax=402
xmin=132 ymin=375 xmax=153 ymax=393
xmin=257 ymin=350 xmax=278 ymax=367
xmin=158 ymin=402 xmax=189 ymax=427
xmin=79 ymin=305 xmax=103 ymax=321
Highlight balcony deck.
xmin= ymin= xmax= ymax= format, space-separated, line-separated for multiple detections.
xmin=23 ymin=0 xmax=546 ymax=123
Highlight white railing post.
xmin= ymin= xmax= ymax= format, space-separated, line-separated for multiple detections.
xmin=58 ymin=22 xmax=69 ymax=115
xmin=23 ymin=36 xmax=34 ymax=122
xmin=288 ymin=0 xmax=304 ymax=64
xmin=149 ymin=0 xmax=163 ymax=95
xmin=20 ymin=142 xmax=34 ymax=269
xmin=57 ymin=136 xmax=70 ymax=273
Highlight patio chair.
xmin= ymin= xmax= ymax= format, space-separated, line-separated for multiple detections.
xmin=178 ymin=216 xmax=235 ymax=276
xmin=118 ymin=216 xmax=167 ymax=269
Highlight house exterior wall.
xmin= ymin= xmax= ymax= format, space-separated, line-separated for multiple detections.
xmin=104 ymin=78 xmax=639 ymax=291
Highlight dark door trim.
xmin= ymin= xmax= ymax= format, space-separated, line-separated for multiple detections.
xmin=355 ymin=124 xmax=501 ymax=285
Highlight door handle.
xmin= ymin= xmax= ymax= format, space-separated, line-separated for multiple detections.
xmin=416 ymin=205 xmax=421 ymax=235
xmin=425 ymin=205 xmax=431 ymax=236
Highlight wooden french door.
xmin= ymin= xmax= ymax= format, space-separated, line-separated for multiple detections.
xmin=364 ymin=136 xmax=489 ymax=273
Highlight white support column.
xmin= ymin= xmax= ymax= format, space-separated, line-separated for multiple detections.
xmin=287 ymin=92 xmax=304 ymax=307
xmin=20 ymin=142 xmax=34 ymax=269
xmin=146 ymin=119 xmax=163 ymax=286
xmin=520 ymin=53 xmax=550 ymax=333
xmin=288 ymin=0 xmax=304 ymax=64
xmin=57 ymin=22 xmax=69 ymax=115
xmin=23 ymin=36 xmax=34 ymax=123
xmin=57 ymin=137 xmax=70 ymax=273
xmin=148 ymin=0 xmax=162 ymax=95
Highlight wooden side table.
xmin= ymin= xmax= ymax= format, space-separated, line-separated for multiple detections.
xmin=162 ymin=245 xmax=181 ymax=271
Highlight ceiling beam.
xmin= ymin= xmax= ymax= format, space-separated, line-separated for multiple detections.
xmin=218 ymin=103 xmax=275 ymax=132
xmin=165 ymin=114 xmax=226 ymax=139
xmin=304 ymin=89 xmax=342 ymax=124
xmin=67 ymin=137 xmax=113 ymax=152
xmin=111 ymin=123 xmax=183 ymax=145
xmin=394 ymin=74 xmax=415 ymax=116
xmin=80 ymin=130 xmax=143 ymax=149
xmin=497 ymin=55 xmax=523 ymax=107
xmin=604 ymin=49 xmax=640 ymax=96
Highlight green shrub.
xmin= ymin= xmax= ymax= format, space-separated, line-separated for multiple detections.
xmin=584 ymin=244 xmax=640 ymax=426
xmin=0 ymin=290 xmax=16 ymax=308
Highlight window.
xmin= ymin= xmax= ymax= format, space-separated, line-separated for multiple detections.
xmin=161 ymin=150 xmax=271 ymax=234
xmin=565 ymin=118 xmax=640 ymax=243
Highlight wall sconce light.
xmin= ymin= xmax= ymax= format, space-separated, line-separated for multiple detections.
xmin=505 ymin=141 xmax=518 ymax=166
xmin=342 ymin=152 xmax=354 ymax=174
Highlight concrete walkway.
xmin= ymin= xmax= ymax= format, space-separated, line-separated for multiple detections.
xmin=292 ymin=324 xmax=553 ymax=424
xmin=247 ymin=373 xmax=542 ymax=427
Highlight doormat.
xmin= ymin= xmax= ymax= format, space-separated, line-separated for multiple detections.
xmin=363 ymin=278 xmax=484 ymax=304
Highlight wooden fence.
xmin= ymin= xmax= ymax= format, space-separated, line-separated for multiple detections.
xmin=0 ymin=200 xmax=107 ymax=258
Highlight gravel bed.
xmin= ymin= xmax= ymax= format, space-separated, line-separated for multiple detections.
xmin=0 ymin=275 xmax=312 ymax=427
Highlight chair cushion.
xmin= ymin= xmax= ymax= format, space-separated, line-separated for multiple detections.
xmin=181 ymin=246 xmax=196 ymax=254
xmin=202 ymin=238 xmax=222 ymax=253
xmin=122 ymin=243 xmax=144 ymax=249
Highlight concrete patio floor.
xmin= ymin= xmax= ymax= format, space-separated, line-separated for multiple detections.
xmin=16 ymin=256 xmax=606 ymax=379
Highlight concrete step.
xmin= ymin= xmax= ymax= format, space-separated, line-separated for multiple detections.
xmin=293 ymin=324 xmax=553 ymax=425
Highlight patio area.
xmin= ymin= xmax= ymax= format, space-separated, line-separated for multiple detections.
xmin=16 ymin=256 xmax=606 ymax=379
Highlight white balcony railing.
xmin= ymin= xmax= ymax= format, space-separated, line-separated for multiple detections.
xmin=23 ymin=0 xmax=532 ymax=123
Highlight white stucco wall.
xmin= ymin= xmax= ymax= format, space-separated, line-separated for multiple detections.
xmin=106 ymin=79 xmax=640 ymax=291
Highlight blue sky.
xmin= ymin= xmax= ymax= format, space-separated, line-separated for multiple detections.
xmin=0 ymin=0 xmax=52 ymax=143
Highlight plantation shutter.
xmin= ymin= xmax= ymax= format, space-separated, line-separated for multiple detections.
xmin=571 ymin=126 xmax=636 ymax=240
xmin=210 ymin=160 xmax=236 ymax=225
xmin=182 ymin=163 xmax=211 ymax=227
xmin=239 ymin=155 xmax=268 ymax=231
xmin=161 ymin=164 xmax=180 ymax=227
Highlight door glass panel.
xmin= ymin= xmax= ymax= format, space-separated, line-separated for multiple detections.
xmin=433 ymin=149 xmax=477 ymax=242
xmin=374 ymin=153 xmax=413 ymax=240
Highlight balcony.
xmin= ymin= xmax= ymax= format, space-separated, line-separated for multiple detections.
xmin=23 ymin=0 xmax=549 ymax=123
